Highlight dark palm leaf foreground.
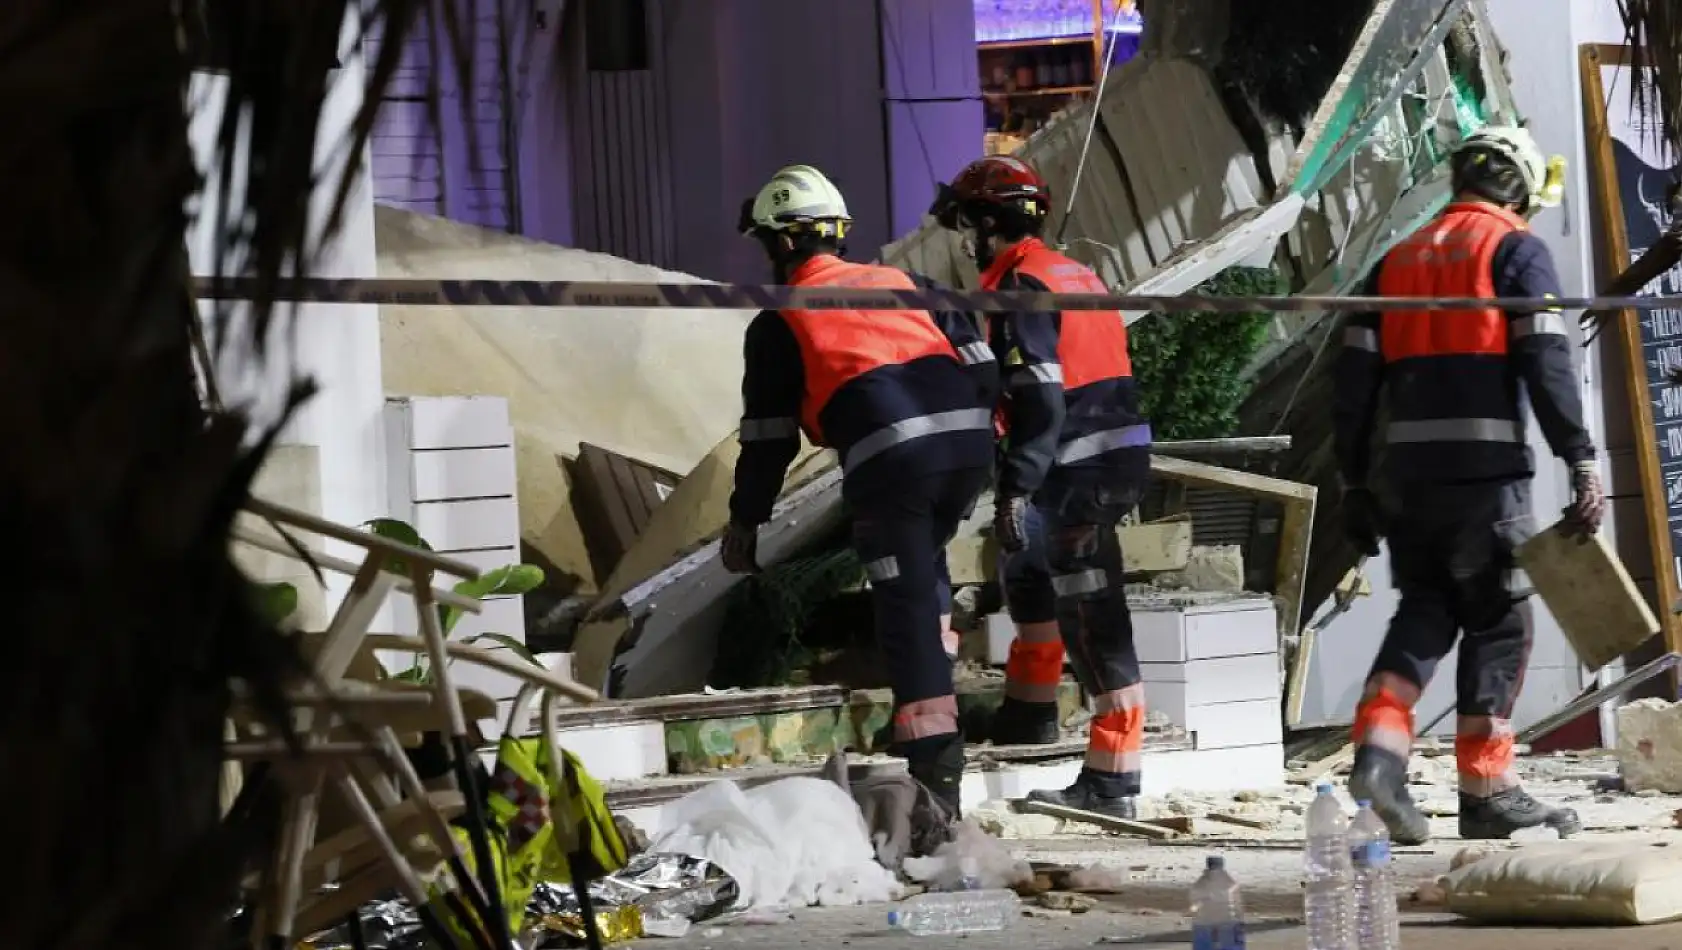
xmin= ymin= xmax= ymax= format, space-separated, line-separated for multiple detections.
xmin=3 ymin=1 xmax=1682 ymax=949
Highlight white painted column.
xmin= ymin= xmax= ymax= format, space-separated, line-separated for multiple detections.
xmin=187 ymin=9 xmax=388 ymax=618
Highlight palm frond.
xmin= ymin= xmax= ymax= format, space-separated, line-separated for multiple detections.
xmin=1617 ymin=0 xmax=1682 ymax=159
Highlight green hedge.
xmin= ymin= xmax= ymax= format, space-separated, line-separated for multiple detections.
xmin=1129 ymin=265 xmax=1286 ymax=440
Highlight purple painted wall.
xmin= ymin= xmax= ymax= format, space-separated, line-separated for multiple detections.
xmin=369 ymin=0 xmax=984 ymax=280
xmin=881 ymin=0 xmax=986 ymax=237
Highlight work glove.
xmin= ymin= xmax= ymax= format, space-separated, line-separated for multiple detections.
xmin=720 ymin=521 xmax=761 ymax=574
xmin=1341 ymin=486 xmax=1383 ymax=558
xmin=1561 ymin=459 xmax=1605 ymax=538
xmin=993 ymin=494 xmax=1030 ymax=554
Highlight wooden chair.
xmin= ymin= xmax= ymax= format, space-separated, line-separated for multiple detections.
xmin=229 ymin=497 xmax=599 ymax=950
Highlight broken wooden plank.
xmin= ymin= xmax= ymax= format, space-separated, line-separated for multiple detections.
xmin=1148 ymin=815 xmax=1198 ymax=835
xmin=571 ymin=442 xmax=682 ymax=581
xmin=1205 ymin=812 xmax=1274 ymax=831
xmin=1150 ymin=454 xmax=1318 ymax=692
xmin=1016 ymin=800 xmax=1182 ymax=839
xmin=1287 ymin=743 xmax=1354 ymax=785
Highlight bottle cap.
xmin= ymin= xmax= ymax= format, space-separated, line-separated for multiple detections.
xmin=1315 ymin=782 xmax=1334 ymax=795
xmin=1356 ymin=799 xmax=1372 ymax=809
xmin=1206 ymin=855 xmax=1225 ymax=869
xmin=887 ymin=911 xmax=902 ymax=926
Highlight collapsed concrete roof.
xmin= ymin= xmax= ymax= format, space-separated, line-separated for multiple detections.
xmin=374 ymin=206 xmax=755 ymax=593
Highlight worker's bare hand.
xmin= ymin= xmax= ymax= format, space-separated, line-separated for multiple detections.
xmin=994 ymin=494 xmax=1030 ymax=554
xmin=1561 ymin=460 xmax=1605 ymax=538
xmin=720 ymin=521 xmax=761 ymax=574
xmin=1341 ymin=487 xmax=1383 ymax=558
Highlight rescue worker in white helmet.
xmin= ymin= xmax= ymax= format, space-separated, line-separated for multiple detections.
xmin=1334 ymin=125 xmax=1603 ymax=843
xmin=719 ymin=165 xmax=998 ymax=814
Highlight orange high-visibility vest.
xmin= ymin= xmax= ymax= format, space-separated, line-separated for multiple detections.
xmin=1376 ymin=202 xmax=1528 ymax=361
xmin=779 ymin=255 xmax=960 ymax=444
xmin=981 ymin=238 xmax=1135 ymax=435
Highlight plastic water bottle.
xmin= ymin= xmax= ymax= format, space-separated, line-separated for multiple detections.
xmin=1350 ymin=801 xmax=1400 ymax=950
xmin=1303 ymin=783 xmax=1354 ymax=950
xmin=887 ymin=890 xmax=1019 ymax=935
xmin=1190 ymin=855 xmax=1246 ymax=950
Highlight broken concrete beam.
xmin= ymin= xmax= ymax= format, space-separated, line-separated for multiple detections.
xmin=944 ymin=519 xmax=1194 ymax=586
xmin=1616 ymin=698 xmax=1682 ymax=793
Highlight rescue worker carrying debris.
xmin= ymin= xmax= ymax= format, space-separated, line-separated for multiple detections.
xmin=1334 ymin=126 xmax=1604 ymax=843
xmin=933 ymin=155 xmax=1153 ymax=820
xmin=721 ymin=164 xmax=998 ymax=814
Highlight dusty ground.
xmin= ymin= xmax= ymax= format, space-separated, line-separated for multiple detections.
xmin=630 ymin=751 xmax=1682 ymax=948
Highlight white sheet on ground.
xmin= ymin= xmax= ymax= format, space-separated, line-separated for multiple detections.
xmin=649 ymin=777 xmax=902 ymax=910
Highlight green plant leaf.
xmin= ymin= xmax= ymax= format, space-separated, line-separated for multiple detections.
xmin=462 ymin=633 xmax=543 ymax=666
xmin=390 ymin=664 xmax=431 ymax=684
xmin=362 ymin=517 xmax=432 ymax=576
xmin=252 ymin=581 xmax=299 ymax=626
xmin=440 ymin=563 xmax=547 ymax=636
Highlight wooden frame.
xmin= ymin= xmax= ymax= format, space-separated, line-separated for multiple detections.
xmin=1579 ymin=43 xmax=1682 ymax=670
xmin=1146 ymin=455 xmax=1318 ymax=723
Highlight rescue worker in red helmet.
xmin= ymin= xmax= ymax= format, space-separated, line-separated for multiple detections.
xmin=721 ymin=165 xmax=999 ymax=814
xmin=1335 ymin=126 xmax=1604 ymax=843
xmin=932 ymin=155 xmax=1153 ymax=820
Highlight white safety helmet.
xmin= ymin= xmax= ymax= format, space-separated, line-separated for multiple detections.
xmin=739 ymin=164 xmax=852 ymax=238
xmin=1452 ymin=125 xmax=1566 ymax=215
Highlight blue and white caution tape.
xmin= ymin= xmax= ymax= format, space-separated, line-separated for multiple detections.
xmin=190 ymin=275 xmax=1682 ymax=314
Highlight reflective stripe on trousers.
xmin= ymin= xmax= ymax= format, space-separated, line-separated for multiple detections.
xmin=1086 ymin=683 xmax=1146 ymax=779
xmin=1057 ymin=424 xmax=1152 ymax=465
xmin=1456 ymin=714 xmax=1518 ymax=796
xmin=894 ymin=695 xmax=959 ymax=743
xmin=1005 ymin=620 xmax=1063 ymax=704
xmin=1009 ymin=362 xmax=1062 ymax=388
xmin=842 ymin=407 xmax=994 ymax=472
xmin=1387 ymin=418 xmax=1521 ymax=443
xmin=1352 ymin=672 xmax=1420 ymax=760
xmin=740 ymin=416 xmax=798 ymax=441
xmin=957 ymin=341 xmax=995 ymax=366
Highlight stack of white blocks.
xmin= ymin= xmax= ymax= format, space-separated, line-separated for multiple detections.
xmin=966 ymin=598 xmax=1286 ymax=806
xmin=1134 ymin=597 xmax=1286 ymax=789
xmin=384 ymin=395 xmax=527 ymax=732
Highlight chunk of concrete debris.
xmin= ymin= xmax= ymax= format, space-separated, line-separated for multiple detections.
xmin=1616 ymin=698 xmax=1682 ymax=793
xmin=971 ymin=801 xmax=1067 ymax=839
xmin=1155 ymin=545 xmax=1245 ymax=592
xmin=1036 ymin=892 xmax=1097 ymax=913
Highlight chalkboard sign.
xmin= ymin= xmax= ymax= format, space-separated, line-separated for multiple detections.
xmin=1583 ymin=43 xmax=1682 ymax=657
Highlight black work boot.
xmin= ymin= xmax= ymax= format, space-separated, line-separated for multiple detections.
xmin=1348 ymin=746 xmax=1431 ymax=845
xmin=1459 ymin=787 xmax=1582 ymax=840
xmin=990 ymin=697 xmax=1061 ymax=746
xmin=1025 ymin=769 xmax=1137 ymax=820
xmin=907 ymin=734 xmax=966 ymax=818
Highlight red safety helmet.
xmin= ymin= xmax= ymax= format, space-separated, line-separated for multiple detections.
xmin=930 ymin=155 xmax=1052 ymax=230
